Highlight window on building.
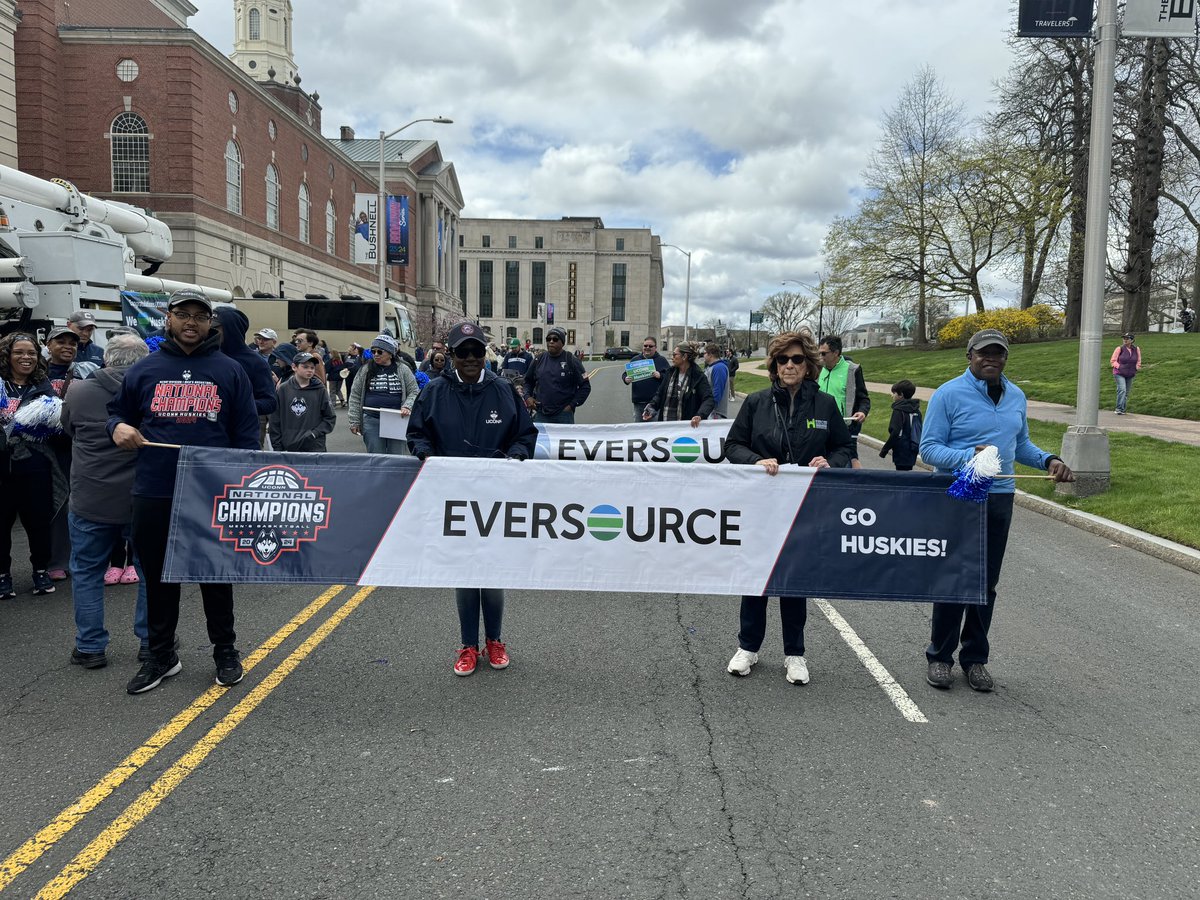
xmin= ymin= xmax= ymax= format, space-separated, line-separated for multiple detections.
xmin=225 ymin=140 xmax=242 ymax=214
xmin=535 ymin=236 xmax=544 ymax=250
xmin=478 ymin=261 xmax=493 ymax=317
xmin=620 ymin=330 xmax=630 ymax=347
xmin=298 ymin=183 xmax=311 ymax=243
xmin=458 ymin=234 xmax=464 ymax=248
xmin=249 ymin=7 xmax=261 ymax=40
xmin=612 ymin=263 xmax=627 ymax=322
xmin=533 ymin=327 xmax=544 ymax=344
xmin=505 ymin=261 xmax=519 ymax=318
xmin=265 ymin=164 xmax=280 ymax=230
xmin=111 ymin=112 xmax=150 ymax=193
xmin=616 ymin=238 xmax=625 ymax=251
xmin=531 ymin=261 xmax=545 ymax=318
xmin=482 ymin=235 xmax=491 ymax=248
xmin=459 ymin=259 xmax=467 ymax=311
xmin=508 ymin=235 xmax=517 ymax=249
xmin=567 ymin=329 xmax=576 ymax=345
xmin=325 ymin=199 xmax=336 ymax=255
xmin=506 ymin=327 xmax=518 ymax=341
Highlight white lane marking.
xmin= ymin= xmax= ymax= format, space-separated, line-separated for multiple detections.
xmin=541 ymin=766 xmax=565 ymax=772
xmin=436 ymin=777 xmax=454 ymax=783
xmin=815 ymin=599 xmax=928 ymax=724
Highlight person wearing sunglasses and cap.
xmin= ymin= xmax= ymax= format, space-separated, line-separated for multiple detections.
xmin=406 ymin=321 xmax=537 ymax=677
xmin=524 ymin=325 xmax=590 ymax=424
xmin=722 ymin=330 xmax=854 ymax=686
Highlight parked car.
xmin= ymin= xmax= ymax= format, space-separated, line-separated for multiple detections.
xmin=604 ymin=346 xmax=638 ymax=359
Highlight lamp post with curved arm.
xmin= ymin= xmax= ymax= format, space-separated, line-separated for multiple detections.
xmin=377 ymin=117 xmax=453 ymax=310
xmin=662 ymin=243 xmax=692 ymax=343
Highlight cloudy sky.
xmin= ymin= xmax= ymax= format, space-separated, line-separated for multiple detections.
xmin=191 ymin=1 xmax=1020 ymax=328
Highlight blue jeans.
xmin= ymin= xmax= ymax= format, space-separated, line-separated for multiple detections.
xmin=536 ymin=409 xmax=575 ymax=425
xmin=69 ymin=512 xmax=148 ymax=654
xmin=361 ymin=412 xmax=408 ymax=455
xmin=455 ymin=588 xmax=504 ymax=647
xmin=1113 ymin=373 xmax=1134 ymax=413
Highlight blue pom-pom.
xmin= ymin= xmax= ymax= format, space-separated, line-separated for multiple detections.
xmin=145 ymin=335 xmax=165 ymax=353
xmin=947 ymin=466 xmax=993 ymax=502
xmin=414 ymin=370 xmax=430 ymax=389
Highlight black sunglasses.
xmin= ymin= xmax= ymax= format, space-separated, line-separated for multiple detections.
xmin=453 ymin=344 xmax=486 ymax=359
xmin=774 ymin=354 xmax=807 ymax=367
xmin=546 ymin=335 xmax=563 ymax=342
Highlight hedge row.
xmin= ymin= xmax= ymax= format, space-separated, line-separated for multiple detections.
xmin=937 ymin=305 xmax=1064 ymax=347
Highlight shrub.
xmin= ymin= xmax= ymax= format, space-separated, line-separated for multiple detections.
xmin=937 ymin=305 xmax=1064 ymax=347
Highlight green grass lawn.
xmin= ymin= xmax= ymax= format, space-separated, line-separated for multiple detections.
xmin=846 ymin=333 xmax=1200 ymax=420
xmin=731 ymin=371 xmax=1200 ymax=548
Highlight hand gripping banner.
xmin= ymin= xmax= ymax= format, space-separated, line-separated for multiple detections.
xmin=165 ymin=449 xmax=986 ymax=604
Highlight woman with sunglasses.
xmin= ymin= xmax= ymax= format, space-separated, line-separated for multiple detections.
xmin=0 ymin=333 xmax=63 ymax=598
xmin=723 ymin=330 xmax=854 ymax=686
xmin=407 ymin=321 xmax=537 ymax=677
xmin=641 ymin=341 xmax=714 ymax=426
xmin=347 ymin=334 xmax=418 ymax=455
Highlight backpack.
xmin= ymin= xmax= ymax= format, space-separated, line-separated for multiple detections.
xmin=905 ymin=410 xmax=922 ymax=452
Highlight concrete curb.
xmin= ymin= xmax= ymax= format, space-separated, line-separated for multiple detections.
xmin=857 ymin=435 xmax=1200 ymax=577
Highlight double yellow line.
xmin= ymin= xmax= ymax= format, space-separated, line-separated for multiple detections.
xmin=0 ymin=583 xmax=373 ymax=898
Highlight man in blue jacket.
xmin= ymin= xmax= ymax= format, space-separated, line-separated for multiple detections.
xmin=919 ymin=329 xmax=1074 ymax=692
xmin=525 ymin=326 xmax=591 ymax=424
xmin=108 ymin=289 xmax=260 ymax=695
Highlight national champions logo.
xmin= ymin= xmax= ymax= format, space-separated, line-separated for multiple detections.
xmin=212 ymin=466 xmax=332 ymax=565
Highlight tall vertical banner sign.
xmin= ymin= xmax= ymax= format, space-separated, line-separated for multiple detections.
xmin=352 ymin=193 xmax=378 ymax=265
xmin=1124 ymin=0 xmax=1197 ymax=36
xmin=386 ymin=195 xmax=408 ymax=266
xmin=1017 ymin=0 xmax=1095 ymax=36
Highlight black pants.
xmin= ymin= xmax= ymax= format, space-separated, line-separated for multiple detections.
xmin=132 ymin=496 xmax=236 ymax=662
xmin=739 ymin=595 xmax=808 ymax=657
xmin=927 ymin=492 xmax=1015 ymax=668
xmin=0 ymin=467 xmax=53 ymax=573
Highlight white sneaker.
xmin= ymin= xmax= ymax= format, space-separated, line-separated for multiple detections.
xmin=784 ymin=655 xmax=810 ymax=685
xmin=727 ymin=648 xmax=758 ymax=676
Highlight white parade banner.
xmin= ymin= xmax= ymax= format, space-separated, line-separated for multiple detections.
xmin=1124 ymin=0 xmax=1197 ymax=36
xmin=359 ymin=457 xmax=808 ymax=594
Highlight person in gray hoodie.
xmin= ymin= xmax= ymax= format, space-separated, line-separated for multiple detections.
xmin=268 ymin=352 xmax=336 ymax=452
xmin=60 ymin=335 xmax=151 ymax=669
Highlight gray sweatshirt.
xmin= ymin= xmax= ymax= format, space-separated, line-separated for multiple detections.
xmin=60 ymin=367 xmax=137 ymax=524
xmin=268 ymin=376 xmax=336 ymax=452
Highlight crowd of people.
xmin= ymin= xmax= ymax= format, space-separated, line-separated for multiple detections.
xmin=0 ymin=293 xmax=1077 ymax=697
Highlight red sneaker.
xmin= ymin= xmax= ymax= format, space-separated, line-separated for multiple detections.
xmin=485 ymin=638 xmax=510 ymax=670
xmin=453 ymin=646 xmax=478 ymax=676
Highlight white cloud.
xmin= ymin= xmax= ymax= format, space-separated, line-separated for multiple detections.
xmin=190 ymin=0 xmax=1017 ymax=327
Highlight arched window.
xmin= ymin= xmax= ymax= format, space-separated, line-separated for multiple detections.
xmin=248 ymin=7 xmax=261 ymax=40
xmin=111 ymin=112 xmax=150 ymax=192
xmin=325 ymin=199 xmax=336 ymax=254
xmin=225 ymin=140 xmax=242 ymax=214
xmin=265 ymin=165 xmax=280 ymax=230
xmin=298 ymin=183 xmax=311 ymax=243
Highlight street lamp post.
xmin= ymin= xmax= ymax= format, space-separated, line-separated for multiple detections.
xmin=377 ymin=117 xmax=453 ymax=312
xmin=662 ymin=243 xmax=692 ymax=344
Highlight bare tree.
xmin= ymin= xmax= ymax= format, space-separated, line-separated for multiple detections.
xmin=759 ymin=291 xmax=819 ymax=334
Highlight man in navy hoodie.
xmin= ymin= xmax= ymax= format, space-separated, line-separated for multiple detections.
xmin=108 ymin=289 xmax=260 ymax=695
xmin=214 ymin=305 xmax=277 ymax=447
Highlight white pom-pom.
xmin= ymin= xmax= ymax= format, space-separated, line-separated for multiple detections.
xmin=964 ymin=445 xmax=1002 ymax=479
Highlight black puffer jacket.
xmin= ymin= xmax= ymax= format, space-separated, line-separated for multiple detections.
xmin=724 ymin=379 xmax=854 ymax=468
xmin=407 ymin=369 xmax=537 ymax=460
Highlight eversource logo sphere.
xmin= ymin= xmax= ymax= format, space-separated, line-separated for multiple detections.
xmin=671 ymin=436 xmax=701 ymax=463
xmin=587 ymin=505 xmax=623 ymax=540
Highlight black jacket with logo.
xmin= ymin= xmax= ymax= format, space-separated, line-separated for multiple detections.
xmin=407 ymin=369 xmax=537 ymax=460
xmin=724 ymin=380 xmax=854 ymax=468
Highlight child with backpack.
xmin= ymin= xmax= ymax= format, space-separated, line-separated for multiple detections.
xmin=879 ymin=379 xmax=921 ymax=471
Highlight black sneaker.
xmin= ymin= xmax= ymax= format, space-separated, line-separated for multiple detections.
xmin=31 ymin=570 xmax=55 ymax=595
xmin=214 ymin=648 xmax=244 ymax=687
xmin=126 ymin=656 xmax=182 ymax=694
xmin=0 ymin=573 xmax=14 ymax=599
xmin=966 ymin=663 xmax=994 ymax=692
xmin=926 ymin=661 xmax=954 ymax=689
xmin=138 ymin=636 xmax=181 ymax=663
xmin=71 ymin=648 xmax=108 ymax=669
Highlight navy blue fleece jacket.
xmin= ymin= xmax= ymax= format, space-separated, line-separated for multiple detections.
xmin=215 ymin=305 xmax=277 ymax=416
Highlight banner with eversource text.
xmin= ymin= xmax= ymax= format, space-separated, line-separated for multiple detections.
xmin=164 ymin=449 xmax=986 ymax=604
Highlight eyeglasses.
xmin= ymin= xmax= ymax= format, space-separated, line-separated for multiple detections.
xmin=642 ymin=344 xmax=655 ymax=349
xmin=169 ymin=310 xmax=213 ymax=324
xmin=774 ymin=354 xmax=807 ymax=367
xmin=453 ymin=344 xmax=486 ymax=359
xmin=546 ymin=335 xmax=563 ymax=343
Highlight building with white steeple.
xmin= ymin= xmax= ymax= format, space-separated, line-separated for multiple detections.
xmin=230 ymin=0 xmax=297 ymax=86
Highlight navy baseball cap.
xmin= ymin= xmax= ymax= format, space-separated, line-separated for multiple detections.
xmin=447 ymin=321 xmax=486 ymax=349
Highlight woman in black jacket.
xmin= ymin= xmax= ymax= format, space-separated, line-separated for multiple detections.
xmin=723 ymin=330 xmax=854 ymax=686
xmin=642 ymin=342 xmax=714 ymax=425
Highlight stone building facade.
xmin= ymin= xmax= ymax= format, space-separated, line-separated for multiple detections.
xmin=457 ymin=216 xmax=663 ymax=353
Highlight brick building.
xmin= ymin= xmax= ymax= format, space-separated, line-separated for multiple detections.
xmin=11 ymin=0 xmax=463 ymax=334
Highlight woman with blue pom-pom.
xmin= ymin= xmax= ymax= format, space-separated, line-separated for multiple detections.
xmin=0 ymin=332 xmax=65 ymax=598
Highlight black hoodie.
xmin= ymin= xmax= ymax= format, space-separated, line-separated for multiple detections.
xmin=215 ymin=305 xmax=278 ymax=416
xmin=879 ymin=397 xmax=922 ymax=469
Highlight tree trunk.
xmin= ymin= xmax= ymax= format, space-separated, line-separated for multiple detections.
xmin=1121 ymin=39 xmax=1170 ymax=334
xmin=1064 ymin=45 xmax=1089 ymax=336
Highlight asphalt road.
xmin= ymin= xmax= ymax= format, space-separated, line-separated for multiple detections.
xmin=1 ymin=363 xmax=1197 ymax=899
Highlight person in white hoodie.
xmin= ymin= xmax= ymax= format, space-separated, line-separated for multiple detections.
xmin=268 ymin=352 xmax=336 ymax=452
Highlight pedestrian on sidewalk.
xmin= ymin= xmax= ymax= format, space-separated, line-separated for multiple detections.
xmin=879 ymin=380 xmax=921 ymax=471
xmin=918 ymin=329 xmax=1075 ymax=693
xmin=1110 ymin=333 xmax=1142 ymax=416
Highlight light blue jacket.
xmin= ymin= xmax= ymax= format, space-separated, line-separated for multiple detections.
xmin=919 ymin=368 xmax=1054 ymax=494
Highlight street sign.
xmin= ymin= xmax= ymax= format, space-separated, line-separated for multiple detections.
xmin=750 ymin=312 xmax=764 ymax=325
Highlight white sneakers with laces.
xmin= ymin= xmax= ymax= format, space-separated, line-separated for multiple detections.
xmin=784 ymin=655 xmax=810 ymax=685
xmin=726 ymin=648 xmax=758 ymax=676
